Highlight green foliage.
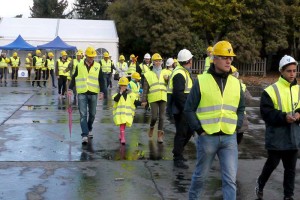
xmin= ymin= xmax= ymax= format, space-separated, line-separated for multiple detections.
xmin=30 ymin=0 xmax=70 ymax=18
xmin=73 ymin=0 xmax=109 ymax=19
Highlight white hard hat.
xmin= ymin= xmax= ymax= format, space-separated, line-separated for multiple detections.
xmin=177 ymin=49 xmax=193 ymax=62
xmin=144 ymin=53 xmax=151 ymax=59
xmin=279 ymin=55 xmax=298 ymax=71
xmin=166 ymin=58 xmax=174 ymax=67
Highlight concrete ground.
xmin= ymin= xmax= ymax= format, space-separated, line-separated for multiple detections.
xmin=0 ymin=79 xmax=299 ymax=200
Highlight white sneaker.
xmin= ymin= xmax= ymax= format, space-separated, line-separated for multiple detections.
xmin=82 ymin=136 xmax=88 ymax=145
xmin=88 ymin=132 xmax=93 ymax=138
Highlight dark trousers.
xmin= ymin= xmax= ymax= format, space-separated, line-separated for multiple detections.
xmin=11 ymin=67 xmax=19 ymax=80
xmin=149 ymin=100 xmax=166 ymax=130
xmin=42 ymin=69 xmax=47 ymax=86
xmin=172 ymin=113 xmax=194 ymax=161
xmin=0 ymin=68 xmax=8 ymax=81
xmin=32 ymin=68 xmax=41 ymax=86
xmin=58 ymin=75 xmax=68 ymax=95
xmin=49 ymin=69 xmax=56 ymax=87
xmin=258 ymin=150 xmax=298 ymax=197
xmin=103 ymin=73 xmax=110 ymax=97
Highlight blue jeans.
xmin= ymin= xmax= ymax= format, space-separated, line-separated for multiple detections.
xmin=78 ymin=93 xmax=98 ymax=137
xmin=189 ymin=134 xmax=238 ymax=200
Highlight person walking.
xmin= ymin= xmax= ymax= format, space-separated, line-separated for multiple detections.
xmin=255 ymin=55 xmax=300 ymax=200
xmin=0 ymin=52 xmax=9 ymax=84
xmin=68 ymin=47 xmax=105 ymax=145
xmin=25 ymin=53 xmax=33 ymax=81
xmin=167 ymin=50 xmax=194 ymax=169
xmin=115 ymin=55 xmax=128 ymax=80
xmin=55 ymin=51 xmax=70 ymax=98
xmin=113 ymin=77 xmax=145 ymax=144
xmin=203 ymin=46 xmax=213 ymax=73
xmin=32 ymin=50 xmax=43 ymax=87
xmin=127 ymin=54 xmax=139 ymax=81
xmin=9 ymin=52 xmax=21 ymax=82
xmin=100 ymin=52 xmax=114 ymax=98
xmin=128 ymin=72 xmax=142 ymax=100
xmin=139 ymin=53 xmax=151 ymax=87
xmin=185 ymin=41 xmax=245 ymax=200
xmin=142 ymin=53 xmax=168 ymax=143
xmin=44 ymin=52 xmax=56 ymax=88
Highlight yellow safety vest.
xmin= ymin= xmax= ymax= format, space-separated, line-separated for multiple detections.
xmin=10 ymin=57 xmax=20 ymax=67
xmin=0 ymin=57 xmax=8 ymax=68
xmin=112 ymin=92 xmax=136 ymax=127
xmin=203 ymin=56 xmax=212 ymax=74
xmin=58 ymin=60 xmax=70 ymax=76
xmin=127 ymin=62 xmax=136 ymax=74
xmin=25 ymin=57 xmax=32 ymax=68
xmin=265 ymin=77 xmax=300 ymax=114
xmin=144 ymin=70 xmax=167 ymax=103
xmin=129 ymin=81 xmax=140 ymax=100
xmin=167 ymin=65 xmax=193 ymax=94
xmin=76 ymin=61 xmax=100 ymax=94
xmin=116 ymin=62 xmax=127 ymax=74
xmin=73 ymin=58 xmax=82 ymax=74
xmin=41 ymin=59 xmax=47 ymax=70
xmin=47 ymin=59 xmax=55 ymax=70
xmin=100 ymin=59 xmax=112 ymax=73
xmin=34 ymin=56 xmax=43 ymax=69
xmin=139 ymin=63 xmax=150 ymax=74
xmin=196 ymin=74 xmax=241 ymax=135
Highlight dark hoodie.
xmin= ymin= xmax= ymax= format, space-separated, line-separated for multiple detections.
xmin=184 ymin=64 xmax=245 ymax=135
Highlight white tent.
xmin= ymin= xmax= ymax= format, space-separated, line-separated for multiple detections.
xmin=0 ymin=17 xmax=119 ymax=63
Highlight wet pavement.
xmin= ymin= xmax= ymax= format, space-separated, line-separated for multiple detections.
xmin=0 ymin=80 xmax=299 ymax=200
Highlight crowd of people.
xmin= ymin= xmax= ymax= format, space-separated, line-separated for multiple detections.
xmin=1 ymin=41 xmax=299 ymax=200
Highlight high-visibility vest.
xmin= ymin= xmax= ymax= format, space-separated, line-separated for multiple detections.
xmin=144 ymin=70 xmax=167 ymax=103
xmin=112 ymin=92 xmax=136 ymax=127
xmin=167 ymin=65 xmax=193 ymax=94
xmin=116 ymin=62 xmax=128 ymax=74
xmin=0 ymin=57 xmax=8 ymax=68
xmin=129 ymin=81 xmax=140 ymax=100
xmin=265 ymin=77 xmax=300 ymax=114
xmin=58 ymin=59 xmax=70 ymax=76
xmin=25 ymin=57 xmax=32 ymax=68
xmin=41 ymin=59 xmax=47 ymax=70
xmin=100 ymin=59 xmax=112 ymax=73
xmin=47 ymin=59 xmax=55 ymax=70
xmin=34 ymin=56 xmax=43 ymax=69
xmin=203 ymin=56 xmax=212 ymax=73
xmin=139 ymin=63 xmax=151 ymax=74
xmin=196 ymin=74 xmax=241 ymax=135
xmin=73 ymin=58 xmax=82 ymax=74
xmin=127 ymin=62 xmax=136 ymax=74
xmin=75 ymin=61 xmax=100 ymax=94
xmin=10 ymin=57 xmax=20 ymax=67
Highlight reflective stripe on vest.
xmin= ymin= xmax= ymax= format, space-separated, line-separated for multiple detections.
xmin=34 ymin=56 xmax=43 ymax=69
xmin=101 ymin=59 xmax=112 ymax=73
xmin=10 ymin=57 xmax=20 ymax=67
xmin=58 ymin=60 xmax=70 ymax=76
xmin=112 ymin=93 xmax=136 ymax=127
xmin=127 ymin=62 xmax=136 ymax=74
xmin=144 ymin=71 xmax=167 ymax=103
xmin=47 ymin=59 xmax=55 ymax=70
xmin=76 ymin=61 xmax=100 ymax=94
xmin=167 ymin=65 xmax=193 ymax=94
xmin=196 ymin=74 xmax=240 ymax=135
xmin=265 ymin=77 xmax=300 ymax=115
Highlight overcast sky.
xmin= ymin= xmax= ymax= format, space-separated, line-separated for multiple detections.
xmin=0 ymin=0 xmax=75 ymax=18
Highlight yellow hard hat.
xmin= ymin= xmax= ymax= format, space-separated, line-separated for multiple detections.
xmin=13 ymin=52 xmax=18 ymax=57
xmin=231 ymin=65 xmax=237 ymax=73
xmin=213 ymin=41 xmax=236 ymax=57
xmin=48 ymin=52 xmax=54 ymax=57
xmin=27 ymin=53 xmax=32 ymax=57
xmin=131 ymin=72 xmax=141 ymax=80
xmin=118 ymin=77 xmax=129 ymax=86
xmin=85 ymin=47 xmax=97 ymax=57
xmin=36 ymin=50 xmax=41 ymax=55
xmin=119 ymin=55 xmax=125 ymax=60
xmin=173 ymin=58 xmax=178 ymax=63
xmin=76 ymin=51 xmax=82 ymax=56
xmin=61 ymin=51 xmax=67 ymax=56
xmin=152 ymin=53 xmax=162 ymax=61
xmin=103 ymin=52 xmax=109 ymax=58
xmin=207 ymin=46 xmax=213 ymax=52
xmin=77 ymin=49 xmax=83 ymax=54
xmin=130 ymin=54 xmax=135 ymax=58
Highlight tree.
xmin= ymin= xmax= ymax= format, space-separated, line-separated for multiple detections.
xmin=30 ymin=0 xmax=70 ymax=18
xmin=73 ymin=0 xmax=109 ymax=19
xmin=107 ymin=0 xmax=193 ymax=58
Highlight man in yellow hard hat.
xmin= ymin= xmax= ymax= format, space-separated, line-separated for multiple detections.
xmin=68 ymin=46 xmax=105 ymax=145
xmin=0 ymin=52 xmax=9 ymax=84
xmin=186 ymin=41 xmax=245 ymax=199
xmin=32 ymin=49 xmax=43 ymax=87
xmin=127 ymin=54 xmax=139 ymax=81
xmin=44 ymin=52 xmax=56 ymax=88
xmin=25 ymin=53 xmax=33 ymax=81
xmin=203 ymin=46 xmax=213 ymax=73
xmin=55 ymin=51 xmax=70 ymax=98
xmin=99 ymin=51 xmax=115 ymax=98
xmin=9 ymin=52 xmax=21 ymax=82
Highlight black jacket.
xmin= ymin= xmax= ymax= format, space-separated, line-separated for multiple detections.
xmin=184 ymin=64 xmax=245 ymax=135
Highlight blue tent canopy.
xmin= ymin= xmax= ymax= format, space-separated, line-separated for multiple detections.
xmin=37 ymin=36 xmax=76 ymax=50
xmin=0 ymin=35 xmax=37 ymax=50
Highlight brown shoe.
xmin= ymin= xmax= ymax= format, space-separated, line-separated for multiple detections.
xmin=157 ymin=130 xmax=164 ymax=143
xmin=148 ymin=127 xmax=154 ymax=137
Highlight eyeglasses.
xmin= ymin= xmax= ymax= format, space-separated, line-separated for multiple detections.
xmin=214 ymin=56 xmax=234 ymax=61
